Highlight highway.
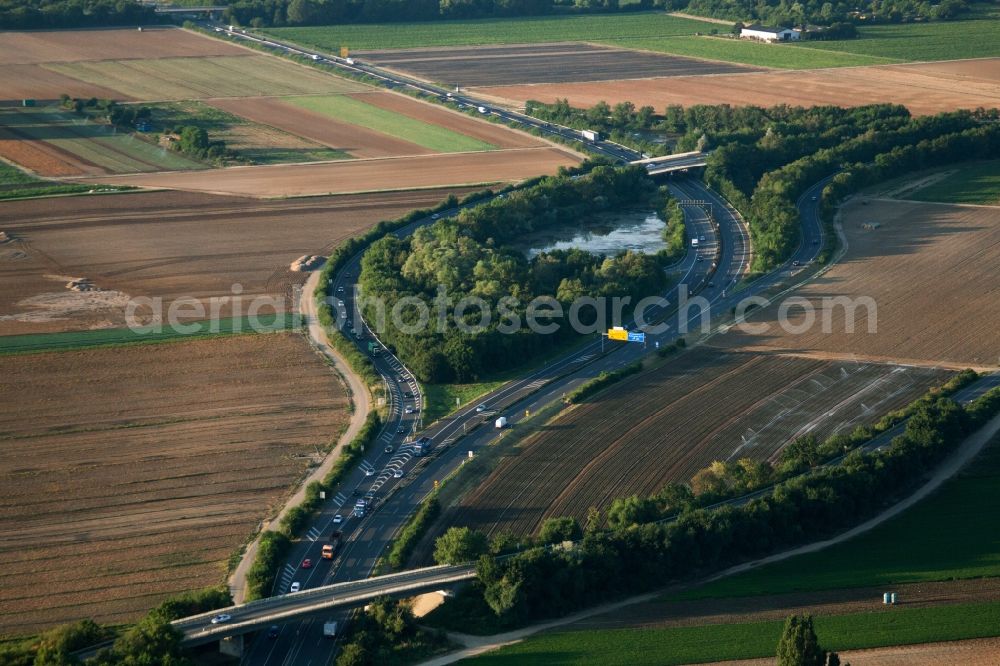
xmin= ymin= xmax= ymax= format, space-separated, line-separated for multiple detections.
xmin=194 ymin=23 xmax=825 ymax=665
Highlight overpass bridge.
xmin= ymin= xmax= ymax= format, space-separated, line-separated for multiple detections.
xmin=631 ymin=150 xmax=708 ymax=175
xmin=173 ymin=563 xmax=475 ymax=648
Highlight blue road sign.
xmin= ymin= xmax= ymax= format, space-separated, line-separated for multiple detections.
xmin=627 ymin=331 xmax=645 ymax=343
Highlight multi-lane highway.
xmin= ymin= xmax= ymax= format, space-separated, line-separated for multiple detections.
xmin=191 ymin=23 xmax=830 ymax=665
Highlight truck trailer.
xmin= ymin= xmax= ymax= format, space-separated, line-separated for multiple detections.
xmin=580 ymin=129 xmax=602 ymax=142
xmin=323 ymin=621 xmax=338 ymax=638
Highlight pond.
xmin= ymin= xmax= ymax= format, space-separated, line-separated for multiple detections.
xmin=522 ymin=210 xmax=666 ymax=258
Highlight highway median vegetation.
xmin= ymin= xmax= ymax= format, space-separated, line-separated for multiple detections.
xmin=425 ymin=380 xmax=1000 ymax=634
xmin=388 ymin=495 xmax=442 ymax=570
xmin=358 ymin=164 xmax=668 ymax=384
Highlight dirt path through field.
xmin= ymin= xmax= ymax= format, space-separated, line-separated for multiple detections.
xmin=415 ymin=411 xmax=1000 ymax=665
xmin=228 ymin=269 xmax=371 ymax=603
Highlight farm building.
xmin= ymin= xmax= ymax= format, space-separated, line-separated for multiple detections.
xmin=740 ymin=24 xmax=802 ymax=42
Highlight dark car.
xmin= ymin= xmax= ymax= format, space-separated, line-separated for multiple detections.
xmin=267 ymin=625 xmax=280 ymax=639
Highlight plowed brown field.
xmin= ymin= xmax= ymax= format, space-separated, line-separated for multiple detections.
xmin=430 ymin=350 xmax=945 ymax=542
xmin=0 ymin=26 xmax=247 ymax=66
xmin=472 ymin=58 xmax=1000 ymax=116
xmin=0 ymin=333 xmax=347 ymax=635
xmin=712 ymin=198 xmax=1000 ymax=368
xmin=0 ymin=187 xmax=484 ymax=335
xmin=72 ymin=146 xmax=580 ymax=197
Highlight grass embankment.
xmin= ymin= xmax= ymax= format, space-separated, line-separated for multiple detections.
xmin=0 ymin=163 xmax=95 ymax=200
xmin=288 ymin=95 xmax=495 ymax=152
xmin=675 ymin=429 xmax=1000 ymax=601
xmin=907 ymin=160 xmax=1000 ymax=205
xmin=422 ymin=380 xmax=506 ymax=425
xmin=0 ymin=315 xmax=292 ymax=355
xmin=470 ymin=601 xmax=1000 ymax=665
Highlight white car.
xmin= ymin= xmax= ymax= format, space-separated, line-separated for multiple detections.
xmin=364 ymin=468 xmax=374 ymax=476
xmin=431 ymin=213 xmax=440 ymax=220
xmin=289 ymin=582 xmax=301 ymax=593
xmin=393 ymin=469 xmax=404 ymax=479
xmin=404 ymin=406 xmax=415 ymax=415
xmin=210 ymin=614 xmax=232 ymax=624
xmin=476 ymin=404 xmax=487 ymax=413
xmin=333 ymin=514 xmax=343 ymax=524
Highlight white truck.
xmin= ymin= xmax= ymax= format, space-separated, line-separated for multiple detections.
xmin=477 ymin=106 xmax=488 ymax=114
xmin=691 ymin=238 xmax=699 ymax=248
xmin=323 ymin=621 xmax=338 ymax=638
xmin=580 ymin=129 xmax=602 ymax=142
xmin=495 ymin=416 xmax=508 ymax=429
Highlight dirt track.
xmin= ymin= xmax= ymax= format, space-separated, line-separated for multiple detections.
xmin=359 ymin=42 xmax=759 ymax=86
xmin=0 ymin=187 xmax=484 ymax=335
xmin=0 ymin=26 xmax=246 ymax=66
xmin=72 ymin=146 xmax=580 ymax=198
xmin=0 ymin=333 xmax=347 ymax=635
xmin=473 ymin=58 xmax=1000 ymax=116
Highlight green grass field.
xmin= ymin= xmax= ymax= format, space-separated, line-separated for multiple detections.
xmin=612 ymin=35 xmax=890 ymax=68
xmin=1 ymin=107 xmax=204 ymax=174
xmin=470 ymin=601 xmax=1000 ymax=665
xmin=286 ymin=95 xmax=495 ymax=152
xmin=0 ymin=315 xmax=293 ymax=355
xmin=908 ymin=160 xmax=1000 ymax=205
xmin=0 ymin=161 xmax=94 ymax=200
xmin=269 ymin=12 xmax=717 ymax=51
xmin=45 ymin=55 xmax=366 ymax=101
xmin=789 ymin=9 xmax=1000 ymax=62
xmin=673 ymin=431 xmax=1000 ymax=601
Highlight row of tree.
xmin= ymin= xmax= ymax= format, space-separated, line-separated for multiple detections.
xmin=0 ymin=0 xmax=157 ymax=30
xmin=358 ymin=165 xmax=668 ymax=383
xmin=682 ymin=0 xmax=976 ymax=27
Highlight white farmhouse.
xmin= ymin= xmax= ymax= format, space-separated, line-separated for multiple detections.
xmin=740 ymin=24 xmax=802 ymax=42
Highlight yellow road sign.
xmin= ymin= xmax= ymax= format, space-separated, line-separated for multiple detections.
xmin=607 ymin=328 xmax=629 ymax=341
xmin=340 ymin=46 xmax=349 ymax=58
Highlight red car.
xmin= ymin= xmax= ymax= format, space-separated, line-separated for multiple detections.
xmin=301 ymin=558 xmax=312 ymax=569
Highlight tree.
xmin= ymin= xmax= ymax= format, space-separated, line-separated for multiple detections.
xmin=776 ymin=615 xmax=826 ymax=666
xmin=538 ymin=517 xmax=582 ymax=544
xmin=434 ymin=526 xmax=489 ymax=564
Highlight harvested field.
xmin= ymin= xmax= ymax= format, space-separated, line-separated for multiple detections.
xmin=712 ymin=199 xmax=1000 ymax=369
xmin=73 ymin=146 xmax=580 ymax=198
xmin=0 ymin=27 xmax=247 ymax=66
xmin=0 ymin=186 xmax=484 ymax=335
xmin=0 ymin=333 xmax=348 ymax=635
xmin=208 ymin=96 xmax=433 ymax=159
xmin=359 ymin=42 xmax=759 ymax=87
xmin=0 ymin=107 xmax=206 ymax=177
xmin=694 ymin=637 xmax=1000 ymax=666
xmin=434 ymin=350 xmax=945 ymax=540
xmin=0 ymin=64 xmax=123 ymax=103
xmin=472 ymin=57 xmax=1000 ymax=117
xmin=44 ymin=55 xmax=366 ymax=101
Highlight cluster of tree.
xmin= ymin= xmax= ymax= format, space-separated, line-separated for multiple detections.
xmin=0 ymin=587 xmax=231 ymax=665
xmin=0 ymin=0 xmax=157 ymax=30
xmin=526 ymin=98 xmax=669 ymax=158
xmin=443 ymin=385 xmax=1000 ymax=627
xmin=335 ymin=598 xmax=450 ymax=666
xmin=59 ymin=94 xmax=152 ymax=129
xmin=358 ymin=165 xmax=667 ymax=383
xmin=168 ymin=125 xmax=229 ymax=161
xmin=681 ymin=0 xmax=975 ymax=27
xmin=223 ymin=0 xmax=666 ymax=28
